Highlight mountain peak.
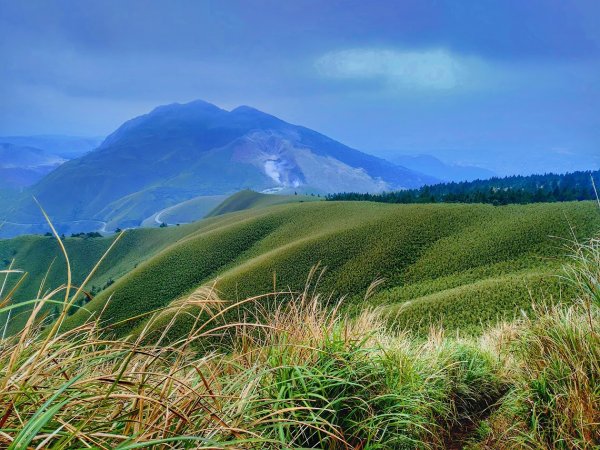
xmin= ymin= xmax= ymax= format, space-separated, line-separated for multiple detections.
xmin=230 ymin=105 xmax=261 ymax=114
xmin=19 ymin=100 xmax=434 ymax=231
xmin=228 ymin=105 xmax=287 ymax=130
xmin=150 ymin=99 xmax=224 ymax=115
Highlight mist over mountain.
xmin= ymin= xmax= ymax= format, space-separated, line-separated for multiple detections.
xmin=0 ymin=142 xmax=63 ymax=168
xmin=0 ymin=143 xmax=65 ymax=189
xmin=0 ymin=100 xmax=434 ymax=235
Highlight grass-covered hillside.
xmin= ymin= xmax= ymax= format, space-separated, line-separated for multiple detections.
xmin=206 ymin=189 xmax=320 ymax=217
xmin=143 ymin=194 xmax=228 ymax=225
xmin=1 ymin=194 xmax=598 ymax=448
xmin=0 ymin=224 xmax=198 ymax=334
xmin=0 ymin=191 xmax=309 ymax=331
xmin=0 ymin=234 xmax=598 ymax=449
xmin=2 ymin=194 xmax=598 ymax=337
xmin=62 ymin=199 xmax=598 ymax=336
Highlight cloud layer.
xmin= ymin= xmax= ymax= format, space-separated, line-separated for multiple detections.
xmin=316 ymin=48 xmax=466 ymax=90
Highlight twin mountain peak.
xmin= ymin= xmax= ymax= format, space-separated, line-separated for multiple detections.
xmin=5 ymin=100 xmax=434 ymax=231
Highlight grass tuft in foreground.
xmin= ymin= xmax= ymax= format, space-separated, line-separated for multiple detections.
xmin=472 ymin=237 xmax=600 ymax=449
xmin=0 ymin=278 xmax=509 ymax=448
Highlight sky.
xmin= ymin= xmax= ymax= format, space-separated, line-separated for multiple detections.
xmin=1 ymin=0 xmax=599 ymax=174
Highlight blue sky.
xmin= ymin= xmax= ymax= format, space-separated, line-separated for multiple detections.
xmin=1 ymin=0 xmax=599 ymax=173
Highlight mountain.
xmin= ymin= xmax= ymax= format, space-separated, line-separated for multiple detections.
xmin=0 ymin=136 xmax=103 ymax=190
xmin=0 ymin=135 xmax=103 ymax=159
xmin=390 ymin=147 xmax=600 ymax=177
xmin=390 ymin=154 xmax=496 ymax=182
xmin=0 ymin=101 xmax=435 ymax=234
xmin=0 ymin=167 xmax=52 ymax=190
xmin=0 ymin=143 xmax=65 ymax=189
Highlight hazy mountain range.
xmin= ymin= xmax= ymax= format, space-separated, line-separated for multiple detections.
xmin=0 ymin=100 xmax=436 ymax=236
xmin=389 ymin=154 xmax=496 ymax=183
xmin=0 ymin=136 xmax=102 ymax=190
xmin=378 ymin=146 xmax=600 ymax=178
xmin=3 ymin=100 xmax=594 ymax=238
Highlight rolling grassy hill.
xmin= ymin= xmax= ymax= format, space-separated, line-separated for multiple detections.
xmin=0 ymin=224 xmax=198 ymax=334
xmin=0 ymin=191 xmax=310 ymax=333
xmin=206 ymin=189 xmax=320 ymax=217
xmin=145 ymin=194 xmax=228 ymax=225
xmin=2 ymin=194 xmax=598 ymax=337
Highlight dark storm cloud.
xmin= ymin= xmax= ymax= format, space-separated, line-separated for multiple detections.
xmin=3 ymin=0 xmax=599 ymax=58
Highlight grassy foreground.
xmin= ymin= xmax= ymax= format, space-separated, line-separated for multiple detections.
xmin=0 ymin=229 xmax=598 ymax=448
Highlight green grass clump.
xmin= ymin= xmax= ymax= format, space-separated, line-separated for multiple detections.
xmin=238 ymin=321 xmax=505 ymax=448
xmin=473 ymin=237 xmax=600 ymax=449
xmin=473 ymin=309 xmax=599 ymax=449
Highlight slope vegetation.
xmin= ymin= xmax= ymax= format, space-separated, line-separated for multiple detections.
xmin=1 ymin=230 xmax=599 ymax=448
xmin=207 ymin=190 xmax=319 ymax=217
xmin=0 ymin=224 xmax=200 ymax=334
xmin=149 ymin=194 xmax=228 ymax=224
xmin=46 ymin=200 xmax=597 ymax=337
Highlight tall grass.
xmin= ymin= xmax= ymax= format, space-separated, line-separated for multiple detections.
xmin=473 ymin=236 xmax=600 ymax=449
xmin=0 ymin=253 xmax=507 ymax=448
xmin=0 ymin=213 xmax=598 ymax=448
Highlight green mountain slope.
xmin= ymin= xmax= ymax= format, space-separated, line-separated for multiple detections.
xmin=2 ymin=200 xmax=598 ymax=337
xmin=140 ymin=194 xmax=228 ymax=226
xmin=207 ymin=190 xmax=320 ymax=217
xmin=0 ymin=224 xmax=199 ymax=334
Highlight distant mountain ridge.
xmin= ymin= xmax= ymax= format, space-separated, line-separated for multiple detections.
xmin=0 ymin=135 xmax=103 ymax=159
xmin=0 ymin=100 xmax=435 ymax=235
xmin=0 ymin=136 xmax=102 ymax=190
xmin=390 ymin=154 xmax=496 ymax=182
xmin=0 ymin=143 xmax=64 ymax=189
